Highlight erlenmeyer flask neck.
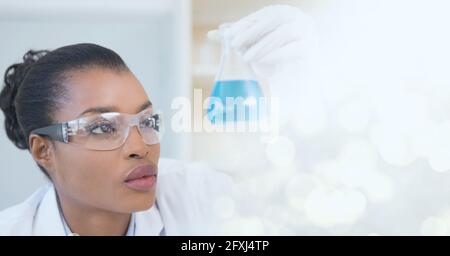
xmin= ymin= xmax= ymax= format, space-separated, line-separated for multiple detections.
xmin=215 ymin=28 xmax=256 ymax=81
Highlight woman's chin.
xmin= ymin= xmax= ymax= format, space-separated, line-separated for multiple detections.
xmin=128 ymin=196 xmax=156 ymax=212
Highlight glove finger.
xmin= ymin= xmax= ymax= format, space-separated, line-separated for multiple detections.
xmin=226 ymin=5 xmax=296 ymax=50
xmin=243 ymin=22 xmax=304 ymax=63
xmin=231 ymin=5 xmax=296 ymax=28
xmin=230 ymin=16 xmax=285 ymax=53
xmin=224 ymin=7 xmax=267 ymax=40
xmin=227 ymin=5 xmax=273 ymax=31
xmin=257 ymin=40 xmax=313 ymax=64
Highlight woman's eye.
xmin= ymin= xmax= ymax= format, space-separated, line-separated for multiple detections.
xmin=89 ymin=123 xmax=116 ymax=134
xmin=141 ymin=117 xmax=155 ymax=128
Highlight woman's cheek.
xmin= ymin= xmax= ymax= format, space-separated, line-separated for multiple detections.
xmin=56 ymin=150 xmax=120 ymax=196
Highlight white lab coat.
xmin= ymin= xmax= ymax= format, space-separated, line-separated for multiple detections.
xmin=0 ymin=158 xmax=234 ymax=236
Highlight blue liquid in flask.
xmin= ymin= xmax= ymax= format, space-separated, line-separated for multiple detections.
xmin=207 ymin=79 xmax=264 ymax=124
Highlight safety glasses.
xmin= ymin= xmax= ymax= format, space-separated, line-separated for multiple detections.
xmin=31 ymin=108 xmax=161 ymax=151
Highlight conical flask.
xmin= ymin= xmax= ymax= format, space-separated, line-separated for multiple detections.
xmin=207 ymin=27 xmax=265 ymax=124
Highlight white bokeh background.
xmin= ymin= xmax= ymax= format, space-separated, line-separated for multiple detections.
xmin=200 ymin=0 xmax=450 ymax=235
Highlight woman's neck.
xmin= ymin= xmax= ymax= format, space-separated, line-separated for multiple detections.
xmin=55 ymin=190 xmax=131 ymax=236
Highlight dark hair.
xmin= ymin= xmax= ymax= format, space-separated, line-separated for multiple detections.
xmin=0 ymin=43 xmax=128 ymax=176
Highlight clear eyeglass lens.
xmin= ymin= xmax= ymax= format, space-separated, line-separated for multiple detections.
xmin=69 ymin=111 xmax=160 ymax=150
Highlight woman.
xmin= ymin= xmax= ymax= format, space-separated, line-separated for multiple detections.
xmin=0 ymin=43 xmax=231 ymax=235
xmin=0 ymin=5 xmax=311 ymax=235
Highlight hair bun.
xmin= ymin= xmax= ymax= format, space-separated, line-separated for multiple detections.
xmin=23 ymin=50 xmax=49 ymax=65
xmin=0 ymin=50 xmax=49 ymax=149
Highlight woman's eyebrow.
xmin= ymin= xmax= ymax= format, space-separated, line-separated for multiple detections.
xmin=78 ymin=106 xmax=119 ymax=117
xmin=78 ymin=100 xmax=152 ymax=117
xmin=137 ymin=100 xmax=152 ymax=113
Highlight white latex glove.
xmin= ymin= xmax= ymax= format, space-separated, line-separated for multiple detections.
xmin=208 ymin=5 xmax=318 ymax=79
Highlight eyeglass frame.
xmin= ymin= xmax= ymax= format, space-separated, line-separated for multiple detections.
xmin=30 ymin=108 xmax=161 ymax=148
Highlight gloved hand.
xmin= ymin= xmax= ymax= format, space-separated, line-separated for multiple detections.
xmin=208 ymin=5 xmax=318 ymax=80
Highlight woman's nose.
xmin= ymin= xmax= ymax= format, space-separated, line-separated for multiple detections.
xmin=123 ymin=127 xmax=148 ymax=159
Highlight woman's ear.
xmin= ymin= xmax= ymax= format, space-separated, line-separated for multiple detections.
xmin=29 ymin=134 xmax=55 ymax=175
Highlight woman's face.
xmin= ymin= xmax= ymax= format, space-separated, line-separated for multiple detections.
xmin=49 ymin=67 xmax=160 ymax=213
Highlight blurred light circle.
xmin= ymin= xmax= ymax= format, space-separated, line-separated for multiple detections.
xmin=370 ymin=125 xmax=416 ymax=166
xmin=361 ymin=172 xmax=395 ymax=202
xmin=265 ymin=136 xmax=296 ymax=166
xmin=285 ymin=173 xmax=318 ymax=212
xmin=304 ymin=186 xmax=367 ymax=228
xmin=245 ymin=171 xmax=283 ymax=197
xmin=336 ymin=139 xmax=379 ymax=189
xmin=339 ymin=139 xmax=378 ymax=167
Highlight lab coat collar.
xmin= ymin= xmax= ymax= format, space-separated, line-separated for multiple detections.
xmin=32 ymin=184 xmax=164 ymax=236
xmin=32 ymin=184 xmax=66 ymax=235
xmin=134 ymin=202 xmax=164 ymax=236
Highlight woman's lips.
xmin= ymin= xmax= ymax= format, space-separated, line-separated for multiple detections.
xmin=124 ymin=164 xmax=157 ymax=191
xmin=125 ymin=175 xmax=156 ymax=191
